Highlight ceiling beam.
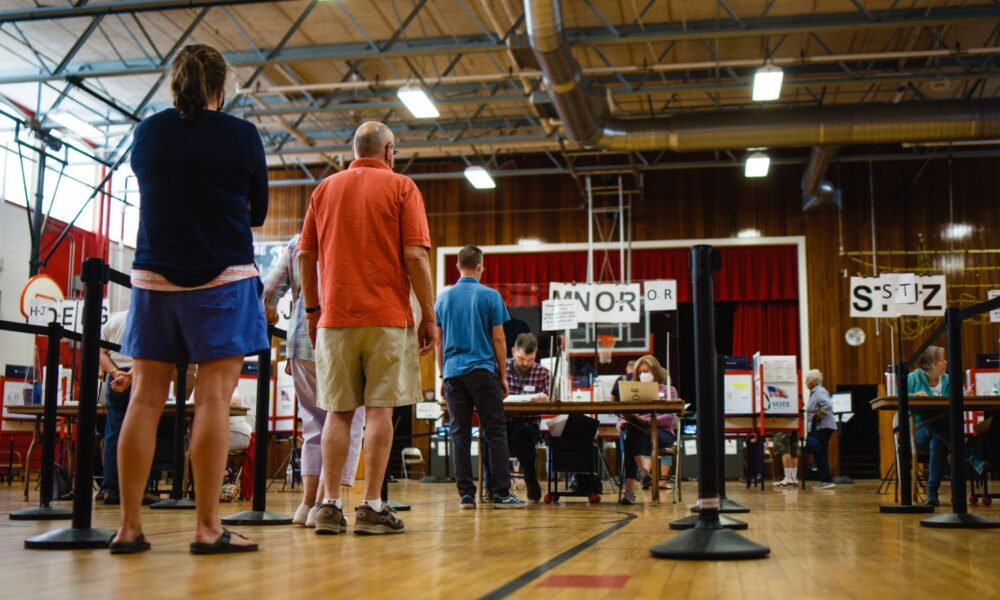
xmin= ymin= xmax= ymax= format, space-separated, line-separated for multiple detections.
xmin=1 ymin=5 xmax=996 ymax=85
xmin=0 ymin=0 xmax=297 ymax=23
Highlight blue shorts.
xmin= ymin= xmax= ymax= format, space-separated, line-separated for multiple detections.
xmin=121 ymin=277 xmax=269 ymax=364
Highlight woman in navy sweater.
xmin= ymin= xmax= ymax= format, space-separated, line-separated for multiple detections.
xmin=110 ymin=44 xmax=268 ymax=554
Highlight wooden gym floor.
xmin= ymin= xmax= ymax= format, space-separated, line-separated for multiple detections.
xmin=1 ymin=480 xmax=998 ymax=599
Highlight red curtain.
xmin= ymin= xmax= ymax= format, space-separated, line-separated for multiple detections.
xmin=732 ymin=302 xmax=800 ymax=357
xmin=446 ymin=246 xmax=798 ymax=304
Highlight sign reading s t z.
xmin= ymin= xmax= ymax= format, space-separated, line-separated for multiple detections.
xmin=849 ymin=276 xmax=946 ymax=318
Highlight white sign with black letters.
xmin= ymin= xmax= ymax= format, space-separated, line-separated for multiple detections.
xmin=849 ymin=276 xmax=947 ymax=317
xmin=541 ymin=300 xmax=579 ymax=331
xmin=548 ymin=283 xmax=641 ymax=323
xmin=989 ymin=290 xmax=1000 ymax=323
xmin=28 ymin=298 xmax=110 ymax=333
xmin=643 ymin=279 xmax=677 ymax=311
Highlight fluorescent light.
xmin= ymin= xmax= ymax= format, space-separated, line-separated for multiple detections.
xmin=744 ymin=151 xmax=770 ymax=177
xmin=737 ymin=228 xmax=762 ymax=239
xmin=49 ymin=112 xmax=104 ymax=140
xmin=463 ymin=166 xmax=495 ymax=189
xmin=517 ymin=237 xmax=542 ymax=246
xmin=752 ymin=64 xmax=783 ymax=101
xmin=942 ymin=223 xmax=973 ymax=240
xmin=396 ymin=85 xmax=439 ymax=119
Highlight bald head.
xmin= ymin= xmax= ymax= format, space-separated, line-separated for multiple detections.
xmin=353 ymin=121 xmax=394 ymax=162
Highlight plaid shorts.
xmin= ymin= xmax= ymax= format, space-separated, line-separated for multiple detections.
xmin=772 ymin=432 xmax=799 ymax=457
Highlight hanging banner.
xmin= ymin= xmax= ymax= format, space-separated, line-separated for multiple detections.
xmin=849 ymin=275 xmax=946 ymax=317
xmin=548 ymin=283 xmax=641 ymax=323
xmin=643 ymin=279 xmax=677 ymax=311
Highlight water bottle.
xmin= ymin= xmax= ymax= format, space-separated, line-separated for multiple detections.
xmin=286 ymin=463 xmax=293 ymax=484
xmin=992 ymin=383 xmax=999 ymax=397
xmin=593 ymin=380 xmax=603 ymax=402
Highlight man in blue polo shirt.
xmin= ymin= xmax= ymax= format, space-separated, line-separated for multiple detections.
xmin=436 ymin=245 xmax=525 ymax=510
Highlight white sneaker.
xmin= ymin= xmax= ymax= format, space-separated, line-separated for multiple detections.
xmin=814 ymin=482 xmax=836 ymax=491
xmin=305 ymin=503 xmax=321 ymax=528
xmin=773 ymin=478 xmax=792 ymax=487
xmin=292 ymin=503 xmax=310 ymax=526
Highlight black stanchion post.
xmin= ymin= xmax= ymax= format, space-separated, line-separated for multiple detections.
xmin=151 ymin=363 xmax=195 ymax=510
xmin=223 ymin=349 xmax=291 ymax=525
xmin=26 ymin=257 xmax=115 ymax=549
xmin=673 ymin=355 xmax=748 ymax=531
xmin=651 ymin=246 xmax=769 ymax=560
xmin=11 ymin=322 xmax=72 ymax=521
xmin=921 ymin=307 xmax=1000 ymax=529
xmin=880 ymin=361 xmax=933 ymax=514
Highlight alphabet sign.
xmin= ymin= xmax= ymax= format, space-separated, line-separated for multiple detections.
xmin=643 ymin=279 xmax=677 ymax=311
xmin=849 ymin=275 xmax=946 ymax=318
xmin=548 ymin=283 xmax=641 ymax=323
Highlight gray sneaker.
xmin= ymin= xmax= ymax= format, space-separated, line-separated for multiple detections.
xmin=814 ymin=482 xmax=836 ymax=491
xmin=314 ymin=502 xmax=347 ymax=535
xmin=493 ymin=493 xmax=527 ymax=509
xmin=354 ymin=504 xmax=405 ymax=535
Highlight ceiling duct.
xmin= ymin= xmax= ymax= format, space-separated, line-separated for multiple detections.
xmin=524 ymin=0 xmax=1000 ymax=152
xmin=802 ymin=146 xmax=841 ymax=211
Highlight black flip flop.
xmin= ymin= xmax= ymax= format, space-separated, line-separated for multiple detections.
xmin=109 ymin=533 xmax=151 ymax=555
xmin=190 ymin=529 xmax=258 ymax=555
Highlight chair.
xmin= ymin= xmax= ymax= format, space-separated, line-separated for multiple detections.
xmin=401 ymin=447 xmax=425 ymax=479
xmin=1 ymin=436 xmax=24 ymax=485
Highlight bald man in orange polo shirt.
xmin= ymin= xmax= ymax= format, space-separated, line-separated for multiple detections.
xmin=299 ymin=121 xmax=436 ymax=536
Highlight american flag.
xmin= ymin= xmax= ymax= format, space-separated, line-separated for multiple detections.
xmin=766 ymin=385 xmax=789 ymax=399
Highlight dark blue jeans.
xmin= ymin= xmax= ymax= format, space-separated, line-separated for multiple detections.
xmin=807 ymin=428 xmax=835 ymax=483
xmin=915 ymin=419 xmax=951 ymax=500
xmin=621 ymin=423 xmax=674 ymax=480
xmin=102 ymin=383 xmax=130 ymax=492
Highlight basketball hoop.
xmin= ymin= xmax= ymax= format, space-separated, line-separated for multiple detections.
xmin=596 ymin=335 xmax=617 ymax=364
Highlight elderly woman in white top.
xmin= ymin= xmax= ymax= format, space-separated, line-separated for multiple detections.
xmin=805 ymin=369 xmax=837 ymax=490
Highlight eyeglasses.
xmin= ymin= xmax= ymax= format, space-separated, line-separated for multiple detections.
xmin=385 ymin=143 xmax=399 ymax=157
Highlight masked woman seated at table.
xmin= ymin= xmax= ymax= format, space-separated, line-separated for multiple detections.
xmin=615 ymin=355 xmax=678 ymax=505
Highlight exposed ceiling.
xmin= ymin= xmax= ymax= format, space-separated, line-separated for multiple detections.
xmin=1 ymin=0 xmax=999 ymax=178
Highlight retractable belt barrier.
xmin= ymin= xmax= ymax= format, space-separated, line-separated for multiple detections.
xmin=18 ymin=258 xmax=292 ymax=549
xmin=650 ymin=245 xmax=770 ymax=560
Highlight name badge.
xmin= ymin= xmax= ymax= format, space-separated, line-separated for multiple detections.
xmin=524 ymin=385 xmax=536 ymax=393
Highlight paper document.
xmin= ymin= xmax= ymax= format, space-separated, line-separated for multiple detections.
xmin=504 ymin=394 xmax=537 ymax=403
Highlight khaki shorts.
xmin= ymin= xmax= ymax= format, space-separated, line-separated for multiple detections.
xmin=315 ymin=326 xmax=421 ymax=412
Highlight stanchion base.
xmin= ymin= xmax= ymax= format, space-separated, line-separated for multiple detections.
xmin=221 ymin=510 xmax=293 ymax=525
xmin=387 ymin=500 xmax=411 ymax=512
xmin=691 ymin=498 xmax=751 ymax=514
xmin=418 ymin=476 xmax=455 ymax=484
xmin=149 ymin=498 xmax=196 ymax=510
xmin=25 ymin=527 xmax=115 ymax=549
xmin=880 ymin=504 xmax=935 ymax=514
xmin=10 ymin=505 xmax=73 ymax=521
xmin=920 ymin=512 xmax=1000 ymax=529
xmin=670 ymin=514 xmax=747 ymax=531
xmin=650 ymin=523 xmax=770 ymax=560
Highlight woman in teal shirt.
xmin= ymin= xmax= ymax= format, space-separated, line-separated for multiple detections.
xmin=908 ymin=346 xmax=950 ymax=505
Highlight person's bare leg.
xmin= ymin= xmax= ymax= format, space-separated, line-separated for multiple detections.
xmin=113 ymin=359 xmax=174 ymax=543
xmin=362 ymin=407 xmax=393 ymax=502
xmin=320 ymin=410 xmax=355 ymax=501
xmin=302 ymin=475 xmax=320 ymax=506
xmin=190 ymin=356 xmax=249 ymax=546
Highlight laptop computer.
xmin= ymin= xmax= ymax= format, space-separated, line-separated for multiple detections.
xmin=617 ymin=381 xmax=661 ymax=402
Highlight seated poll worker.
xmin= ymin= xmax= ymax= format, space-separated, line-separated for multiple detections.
xmin=490 ymin=333 xmax=549 ymax=502
xmin=616 ymin=355 xmax=678 ymax=505
xmin=436 ymin=245 xmax=525 ymax=510
xmin=909 ymin=346 xmax=989 ymax=506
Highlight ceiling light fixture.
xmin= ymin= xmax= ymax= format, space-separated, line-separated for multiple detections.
xmin=463 ymin=165 xmax=496 ymax=189
xmin=49 ymin=112 xmax=104 ymax=140
xmin=744 ymin=151 xmax=770 ymax=177
xmin=752 ymin=64 xmax=783 ymax=101
xmin=396 ymin=85 xmax=439 ymax=119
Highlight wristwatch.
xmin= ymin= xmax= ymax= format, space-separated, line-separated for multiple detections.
xmin=305 ymin=305 xmax=321 ymax=314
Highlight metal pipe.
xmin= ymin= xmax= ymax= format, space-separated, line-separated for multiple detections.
xmin=0 ymin=0 xmax=295 ymax=22
xmin=525 ymin=0 xmax=1000 ymax=152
